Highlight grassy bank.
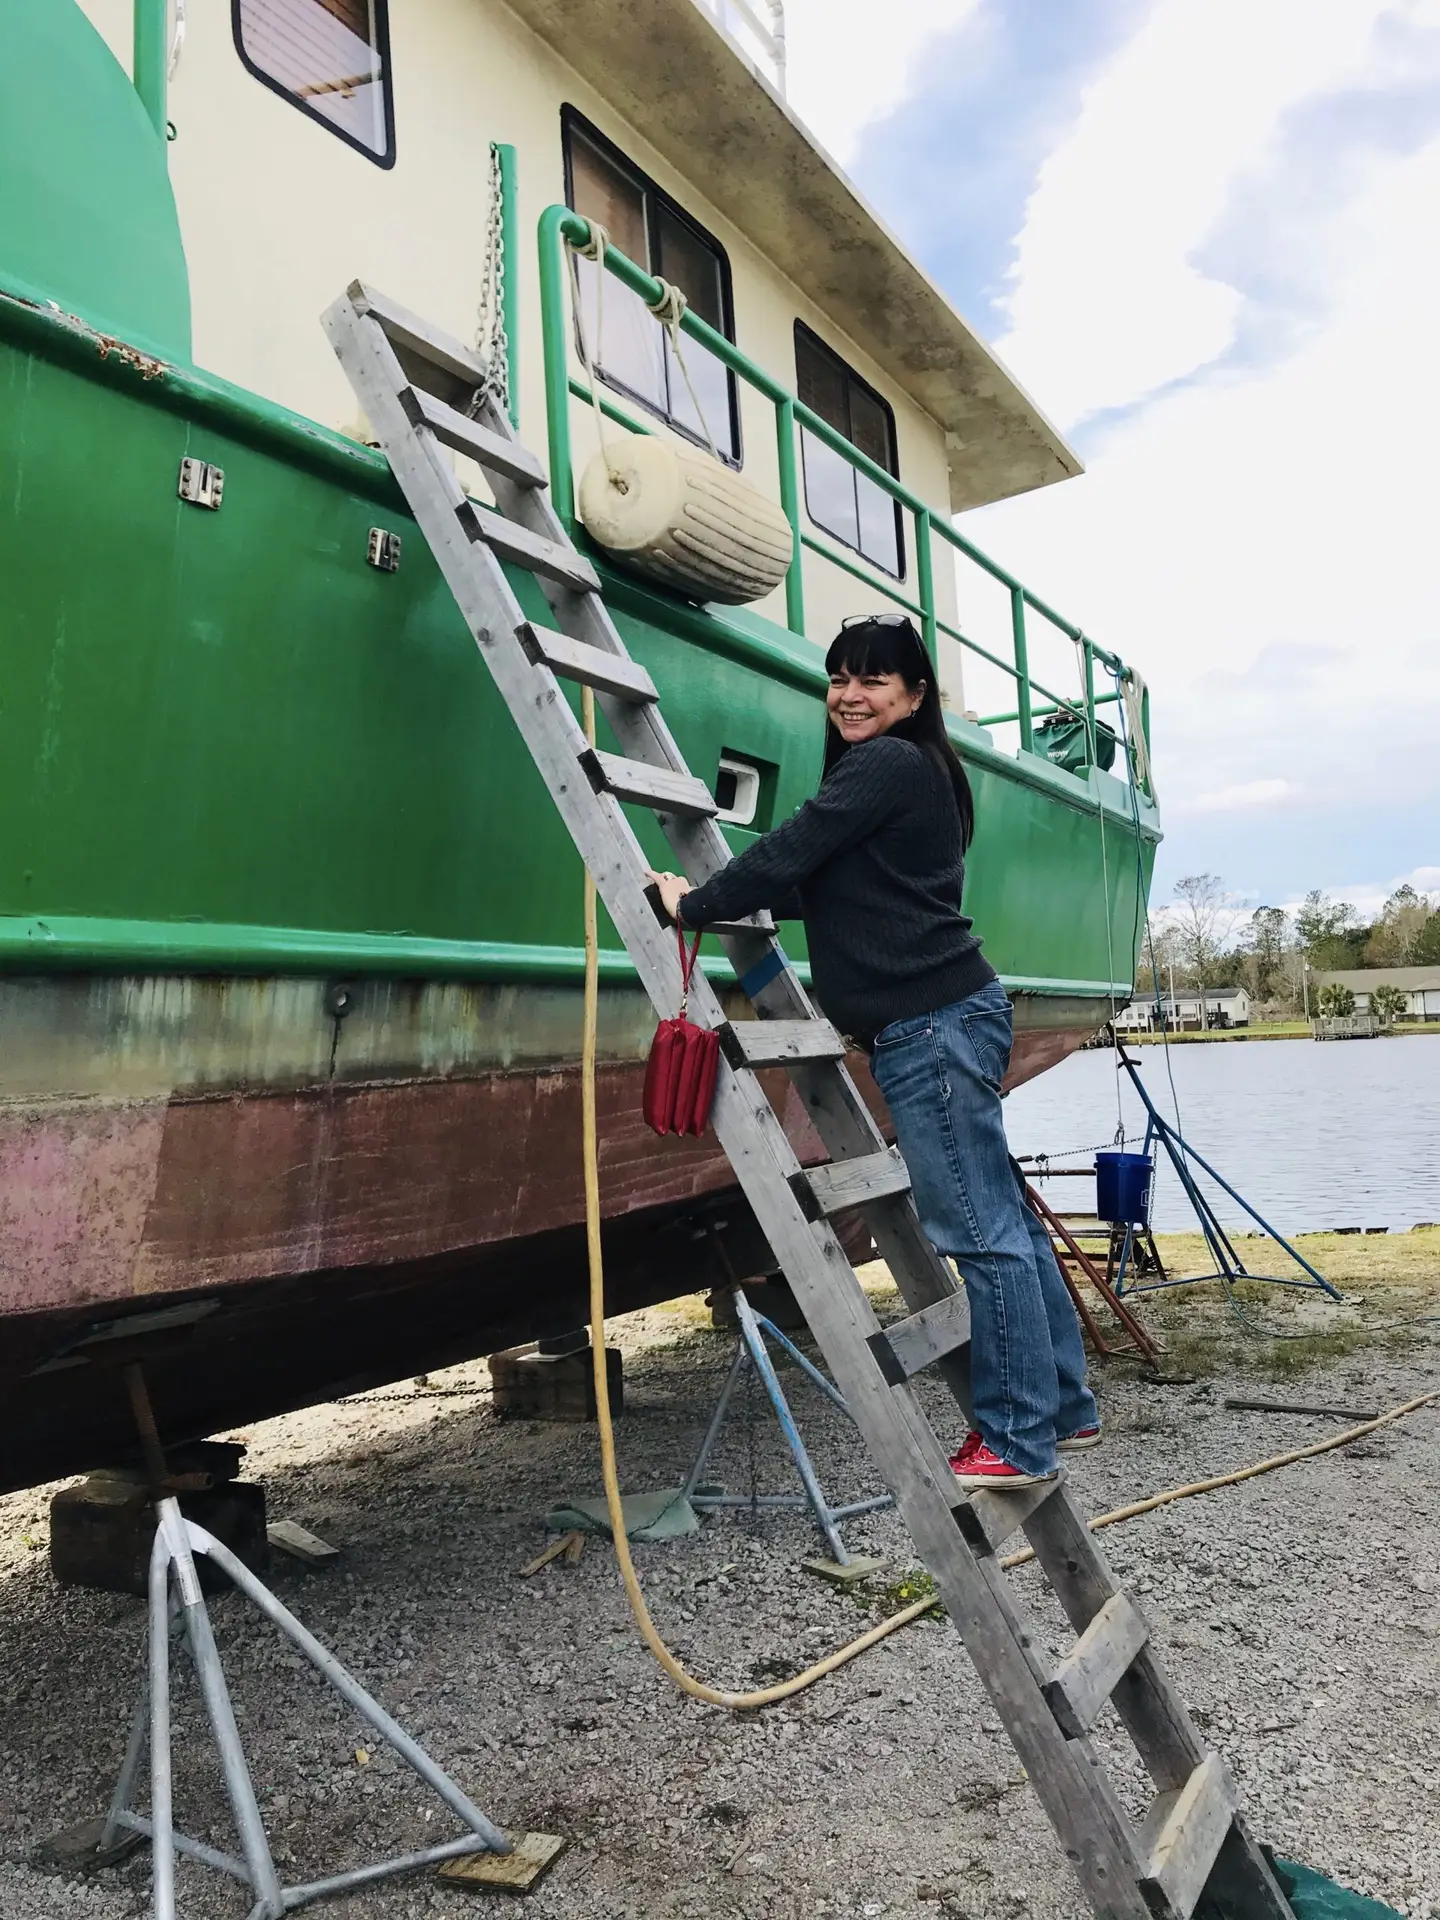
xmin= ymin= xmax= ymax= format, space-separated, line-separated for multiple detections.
xmin=1094 ymin=1226 xmax=1440 ymax=1382
xmin=1127 ymin=1021 xmax=1440 ymax=1044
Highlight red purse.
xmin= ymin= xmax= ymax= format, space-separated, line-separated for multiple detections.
xmin=643 ymin=926 xmax=721 ymax=1137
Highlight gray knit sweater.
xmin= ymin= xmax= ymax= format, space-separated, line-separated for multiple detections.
xmin=679 ymin=735 xmax=994 ymax=1042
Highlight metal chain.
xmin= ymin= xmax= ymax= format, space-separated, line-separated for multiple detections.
xmin=1026 ymin=1133 xmax=1139 ymax=1167
xmin=469 ymin=143 xmax=510 ymax=419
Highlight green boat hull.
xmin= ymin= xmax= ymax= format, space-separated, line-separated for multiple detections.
xmin=0 ymin=269 xmax=1155 ymax=1493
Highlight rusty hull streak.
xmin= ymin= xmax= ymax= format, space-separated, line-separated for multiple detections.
xmin=0 ymin=1029 xmax=1080 ymax=1318
xmin=0 ymin=1025 xmax=1090 ymax=1490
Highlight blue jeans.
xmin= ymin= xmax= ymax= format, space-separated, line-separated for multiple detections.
xmin=869 ymin=979 xmax=1098 ymax=1476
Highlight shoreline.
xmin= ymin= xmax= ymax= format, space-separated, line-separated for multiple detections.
xmin=1123 ymin=1023 xmax=1440 ymax=1045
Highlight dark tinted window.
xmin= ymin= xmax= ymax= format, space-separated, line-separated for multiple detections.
xmin=233 ymin=0 xmax=395 ymax=166
xmin=564 ymin=110 xmax=740 ymax=464
xmin=795 ymin=322 xmax=903 ymax=577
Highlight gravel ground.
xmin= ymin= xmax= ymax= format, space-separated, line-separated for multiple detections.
xmin=2 ymin=1272 xmax=1437 ymax=1920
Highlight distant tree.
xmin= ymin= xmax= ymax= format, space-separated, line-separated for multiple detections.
xmin=1243 ymin=905 xmax=1289 ymax=1002
xmin=1412 ymin=912 xmax=1440 ymax=966
xmin=1135 ymin=916 xmax=1183 ymax=1002
xmin=1170 ymin=874 xmax=1241 ymax=1026
xmin=1317 ymin=983 xmax=1356 ymax=1017
xmin=1362 ymin=884 xmax=1432 ymax=966
xmin=1371 ymin=983 xmax=1408 ymax=1025
xmin=1296 ymin=890 xmax=1361 ymax=970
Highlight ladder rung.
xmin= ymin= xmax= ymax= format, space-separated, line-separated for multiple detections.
xmin=519 ymin=623 xmax=658 ymax=703
xmin=404 ymin=387 xmax=548 ymax=489
xmin=349 ymin=281 xmax=488 ymax=388
xmin=721 ymin=1019 xmax=846 ymax=1069
xmin=792 ymin=1147 xmax=911 ymax=1219
xmin=1043 ymin=1590 xmax=1150 ymax=1738
xmin=867 ymin=1290 xmax=970 ymax=1386
xmin=582 ymin=749 xmax=717 ymax=819
xmin=459 ymin=501 xmax=602 ymax=592
xmin=1139 ymin=1754 xmax=1235 ymax=1920
xmin=954 ymin=1475 xmax=1062 ymax=1555
xmin=704 ymin=915 xmax=776 ymax=937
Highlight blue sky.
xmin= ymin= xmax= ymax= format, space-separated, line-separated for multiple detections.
xmin=785 ymin=0 xmax=1440 ymax=921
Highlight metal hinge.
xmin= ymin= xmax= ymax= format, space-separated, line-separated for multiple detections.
xmin=367 ymin=528 xmax=402 ymax=572
xmin=177 ymin=457 xmax=224 ymax=509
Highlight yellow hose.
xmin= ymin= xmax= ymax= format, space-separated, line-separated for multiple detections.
xmin=577 ymin=686 xmax=1438 ymax=1703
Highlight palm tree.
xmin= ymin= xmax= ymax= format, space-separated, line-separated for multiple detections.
xmin=1370 ymin=983 xmax=1407 ymax=1026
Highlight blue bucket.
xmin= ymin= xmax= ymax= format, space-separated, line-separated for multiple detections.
xmin=1095 ymin=1150 xmax=1153 ymax=1226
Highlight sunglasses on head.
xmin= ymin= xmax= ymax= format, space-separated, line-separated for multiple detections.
xmin=840 ymin=613 xmax=916 ymax=629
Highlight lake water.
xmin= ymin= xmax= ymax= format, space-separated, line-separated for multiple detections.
xmin=1002 ymin=1036 xmax=1440 ymax=1235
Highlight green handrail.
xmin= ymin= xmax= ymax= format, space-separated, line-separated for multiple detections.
xmin=132 ymin=0 xmax=168 ymax=139
xmin=535 ymin=204 xmax=1150 ymax=788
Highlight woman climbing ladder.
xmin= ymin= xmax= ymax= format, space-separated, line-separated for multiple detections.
xmin=648 ymin=615 xmax=1100 ymax=1490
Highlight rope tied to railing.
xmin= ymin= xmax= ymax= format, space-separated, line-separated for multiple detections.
xmin=644 ymin=276 xmax=724 ymax=464
xmin=567 ymin=222 xmax=726 ymax=494
xmin=568 ymin=223 xmax=628 ymax=493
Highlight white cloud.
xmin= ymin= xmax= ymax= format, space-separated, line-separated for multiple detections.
xmin=1186 ymin=778 xmax=1299 ymax=814
xmin=1289 ymin=866 xmax=1440 ymax=920
xmin=970 ymin=123 xmax=1440 ymax=830
xmin=780 ymin=0 xmax=980 ymax=165
xmin=993 ymin=0 xmax=1421 ymax=425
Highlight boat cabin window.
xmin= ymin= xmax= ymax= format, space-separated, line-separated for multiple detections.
xmin=794 ymin=323 xmax=904 ymax=579
xmin=232 ymin=0 xmax=396 ymax=168
xmin=562 ymin=110 xmax=741 ymax=465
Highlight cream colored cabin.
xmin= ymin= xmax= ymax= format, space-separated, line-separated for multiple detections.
xmin=80 ymin=0 xmax=1079 ymax=709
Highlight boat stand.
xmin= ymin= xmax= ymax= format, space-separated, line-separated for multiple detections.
xmin=1111 ymin=1044 xmax=1342 ymax=1304
xmin=90 ymin=1494 xmax=516 ymax=1918
xmin=684 ymin=1284 xmax=892 ymax=1577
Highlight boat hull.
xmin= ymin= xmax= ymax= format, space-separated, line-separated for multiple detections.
xmin=0 ymin=292 xmax=1155 ymax=1492
xmin=0 ymin=987 xmax=1094 ymax=1494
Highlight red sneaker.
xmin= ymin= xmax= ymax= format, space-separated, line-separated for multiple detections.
xmin=952 ymin=1442 xmax=1058 ymax=1491
xmin=1056 ymin=1426 xmax=1102 ymax=1452
xmin=947 ymin=1430 xmax=983 ymax=1471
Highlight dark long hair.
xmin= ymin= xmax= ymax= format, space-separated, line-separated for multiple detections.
xmin=822 ymin=618 xmax=975 ymax=848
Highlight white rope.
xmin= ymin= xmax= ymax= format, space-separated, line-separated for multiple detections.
xmin=567 ymin=223 xmax=725 ymax=494
xmin=1122 ymin=668 xmax=1154 ymax=799
xmin=569 ymin=225 xmax=628 ymax=487
xmin=168 ymin=0 xmax=186 ymax=79
xmin=1073 ymin=637 xmax=1126 ymax=1142
xmin=645 ymin=277 xmax=723 ymax=464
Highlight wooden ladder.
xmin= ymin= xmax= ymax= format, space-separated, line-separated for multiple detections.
xmin=325 ymin=282 xmax=1294 ymax=1920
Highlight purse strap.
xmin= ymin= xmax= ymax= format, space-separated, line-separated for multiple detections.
xmin=676 ymin=922 xmax=702 ymax=1018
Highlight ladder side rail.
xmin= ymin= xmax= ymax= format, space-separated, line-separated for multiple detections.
xmin=322 ymin=300 xmax=700 ymax=1026
xmin=1021 ymin=1493 xmax=1295 ymax=1919
xmin=1022 ymin=1491 xmax=1209 ymax=1790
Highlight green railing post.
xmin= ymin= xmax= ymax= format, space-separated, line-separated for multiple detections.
xmin=915 ymin=509 xmax=938 ymax=665
xmin=537 ymin=205 xmax=576 ymax=531
xmin=776 ymin=397 xmax=805 ymax=637
xmin=133 ymin=0 xmax=167 ymax=139
xmin=494 ymin=142 xmax=520 ymax=428
xmin=1081 ymin=637 xmax=1096 ymax=757
xmin=1010 ymin=587 xmax=1033 ymax=752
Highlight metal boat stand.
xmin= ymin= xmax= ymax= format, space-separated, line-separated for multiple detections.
xmin=91 ymin=1493 xmax=514 ymax=1917
xmin=683 ymin=1284 xmax=892 ymax=1577
xmin=1110 ymin=1044 xmax=1343 ymax=1304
